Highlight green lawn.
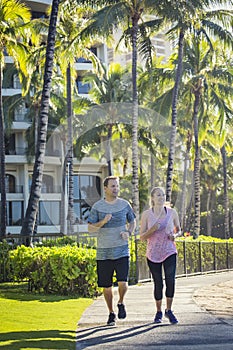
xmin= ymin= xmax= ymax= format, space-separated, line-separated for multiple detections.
xmin=0 ymin=283 xmax=93 ymax=349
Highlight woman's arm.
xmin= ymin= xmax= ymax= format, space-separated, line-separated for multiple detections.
xmin=168 ymin=209 xmax=182 ymax=241
xmin=173 ymin=209 xmax=181 ymax=235
xmin=139 ymin=211 xmax=160 ymax=241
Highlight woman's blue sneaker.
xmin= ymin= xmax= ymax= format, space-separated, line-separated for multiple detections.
xmin=154 ymin=311 xmax=163 ymax=323
xmin=165 ymin=309 xmax=178 ymax=324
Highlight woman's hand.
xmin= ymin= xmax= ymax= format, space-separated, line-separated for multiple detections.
xmin=168 ymin=233 xmax=175 ymax=241
xmin=151 ymin=222 xmax=161 ymax=231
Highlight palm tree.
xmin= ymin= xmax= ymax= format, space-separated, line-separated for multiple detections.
xmin=55 ymin=1 xmax=102 ymax=234
xmin=181 ymin=36 xmax=233 ymax=237
xmin=220 ymin=145 xmax=230 ymax=238
xmin=84 ymin=62 xmax=132 ymax=174
xmin=79 ymin=0 xmax=167 ymax=226
xmin=207 ymin=117 xmax=233 ymax=238
xmin=158 ymin=0 xmax=233 ymax=203
xmin=0 ymin=0 xmax=31 ymax=239
xmin=20 ymin=0 xmax=60 ymax=243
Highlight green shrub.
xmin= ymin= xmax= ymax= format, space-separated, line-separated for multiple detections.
xmin=8 ymin=245 xmax=100 ymax=297
xmin=38 ymin=236 xmax=77 ymax=247
xmin=0 ymin=241 xmax=13 ymax=282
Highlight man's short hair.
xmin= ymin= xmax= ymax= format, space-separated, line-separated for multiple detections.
xmin=103 ymin=176 xmax=119 ymax=187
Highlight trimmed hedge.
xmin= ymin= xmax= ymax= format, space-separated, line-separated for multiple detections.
xmin=1 ymin=235 xmax=233 ymax=296
xmin=3 ymin=244 xmax=99 ymax=297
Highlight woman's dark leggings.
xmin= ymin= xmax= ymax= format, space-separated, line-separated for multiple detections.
xmin=147 ymin=254 xmax=177 ymax=300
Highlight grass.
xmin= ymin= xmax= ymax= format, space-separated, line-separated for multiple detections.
xmin=0 ymin=282 xmax=93 ymax=349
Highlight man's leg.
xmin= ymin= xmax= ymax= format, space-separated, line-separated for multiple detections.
xmin=117 ymin=281 xmax=128 ymax=304
xmin=103 ymin=286 xmax=114 ymax=313
xmin=97 ymin=260 xmax=115 ymax=316
xmin=115 ymin=257 xmax=129 ymax=319
xmin=115 ymin=257 xmax=129 ymax=304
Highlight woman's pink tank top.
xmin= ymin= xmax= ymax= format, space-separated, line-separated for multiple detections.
xmin=146 ymin=207 xmax=177 ymax=263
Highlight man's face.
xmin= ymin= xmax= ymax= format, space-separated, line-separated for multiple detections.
xmin=104 ymin=179 xmax=120 ymax=198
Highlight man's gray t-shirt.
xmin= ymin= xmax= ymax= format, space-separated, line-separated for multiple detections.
xmin=88 ymin=198 xmax=135 ymax=260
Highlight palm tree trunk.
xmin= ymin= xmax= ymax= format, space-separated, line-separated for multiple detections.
xmin=166 ymin=29 xmax=185 ymax=203
xmin=180 ymin=130 xmax=191 ymax=230
xmin=0 ymin=64 xmax=7 ymax=239
xmin=20 ymin=0 xmax=60 ymax=243
xmin=106 ymin=124 xmax=113 ymax=175
xmin=206 ymin=189 xmax=212 ymax=236
xmin=131 ymin=14 xmax=140 ymax=227
xmin=150 ymin=153 xmax=155 ymax=190
xmin=60 ymin=152 xmax=68 ymax=235
xmin=66 ymin=64 xmax=75 ymax=234
xmin=193 ymin=90 xmax=201 ymax=238
xmin=221 ymin=145 xmax=230 ymax=239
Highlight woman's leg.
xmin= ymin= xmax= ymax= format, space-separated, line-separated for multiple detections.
xmin=163 ymin=254 xmax=177 ymax=310
xmin=147 ymin=259 xmax=163 ymax=311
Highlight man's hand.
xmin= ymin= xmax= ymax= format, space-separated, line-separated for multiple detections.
xmin=120 ymin=231 xmax=130 ymax=241
xmin=103 ymin=214 xmax=112 ymax=224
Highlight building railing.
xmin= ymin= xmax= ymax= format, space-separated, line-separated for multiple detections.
xmin=6 ymin=147 xmax=27 ymax=155
xmin=6 ymin=185 xmax=23 ymax=193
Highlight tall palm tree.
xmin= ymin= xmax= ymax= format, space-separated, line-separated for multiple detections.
xmin=0 ymin=0 xmax=31 ymax=239
xmin=84 ymin=62 xmax=132 ymax=174
xmin=220 ymin=145 xmax=230 ymax=238
xmin=159 ymin=0 xmax=233 ymax=202
xmin=55 ymin=1 xmax=101 ymax=234
xmin=207 ymin=117 xmax=233 ymax=238
xmin=181 ymin=37 xmax=233 ymax=237
xmin=79 ymin=0 xmax=165 ymax=226
xmin=20 ymin=0 xmax=60 ymax=243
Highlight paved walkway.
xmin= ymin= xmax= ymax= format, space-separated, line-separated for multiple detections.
xmin=77 ymin=271 xmax=233 ymax=349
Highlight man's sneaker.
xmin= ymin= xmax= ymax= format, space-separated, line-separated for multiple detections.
xmin=107 ymin=312 xmax=116 ymax=326
xmin=165 ymin=309 xmax=178 ymax=324
xmin=154 ymin=311 xmax=163 ymax=323
xmin=117 ymin=303 xmax=126 ymax=319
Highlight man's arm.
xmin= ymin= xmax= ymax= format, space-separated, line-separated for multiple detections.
xmin=88 ymin=214 xmax=112 ymax=233
xmin=127 ymin=219 xmax=136 ymax=235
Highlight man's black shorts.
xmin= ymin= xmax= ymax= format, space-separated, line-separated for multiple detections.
xmin=97 ymin=256 xmax=129 ymax=288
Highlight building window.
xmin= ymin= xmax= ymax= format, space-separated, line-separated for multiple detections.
xmin=29 ymin=174 xmax=60 ymax=193
xmin=41 ymin=175 xmax=54 ymax=193
xmin=76 ymin=76 xmax=91 ymax=94
xmin=14 ymin=104 xmax=28 ymax=121
xmin=7 ymin=201 xmax=23 ymax=226
xmin=39 ymin=201 xmax=60 ymax=225
xmin=31 ymin=11 xmax=47 ymax=19
xmin=5 ymin=134 xmax=15 ymax=155
xmin=13 ymin=74 xmax=22 ymax=89
xmin=6 ymin=174 xmax=15 ymax=193
xmin=73 ymin=175 xmax=101 ymax=223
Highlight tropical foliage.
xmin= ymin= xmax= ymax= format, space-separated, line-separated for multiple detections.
xmin=1 ymin=0 xmax=233 ymax=241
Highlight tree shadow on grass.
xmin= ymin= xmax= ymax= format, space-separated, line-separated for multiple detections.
xmin=0 ymin=329 xmax=76 ymax=349
xmin=0 ymin=283 xmax=84 ymax=302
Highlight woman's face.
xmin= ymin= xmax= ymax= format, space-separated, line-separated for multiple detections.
xmin=152 ymin=188 xmax=166 ymax=206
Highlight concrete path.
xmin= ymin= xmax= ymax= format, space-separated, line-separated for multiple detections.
xmin=76 ymin=271 xmax=233 ymax=349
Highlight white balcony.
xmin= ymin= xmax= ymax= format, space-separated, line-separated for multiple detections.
xmin=2 ymin=88 xmax=22 ymax=96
